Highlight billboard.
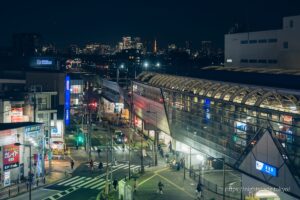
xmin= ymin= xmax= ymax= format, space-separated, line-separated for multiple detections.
xmin=51 ymin=120 xmax=64 ymax=138
xmin=3 ymin=144 xmax=20 ymax=170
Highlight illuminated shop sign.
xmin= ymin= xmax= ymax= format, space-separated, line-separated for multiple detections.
xmin=256 ymin=160 xmax=277 ymax=177
xmin=37 ymin=59 xmax=53 ymax=65
xmin=65 ymin=76 xmax=70 ymax=126
xmin=3 ymin=144 xmax=20 ymax=170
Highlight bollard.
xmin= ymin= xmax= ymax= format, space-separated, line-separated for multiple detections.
xmin=18 ymin=185 xmax=20 ymax=193
xmin=8 ymin=188 xmax=11 ymax=197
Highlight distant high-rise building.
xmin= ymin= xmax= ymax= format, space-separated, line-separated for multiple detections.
xmin=153 ymin=39 xmax=157 ymax=54
xmin=200 ymin=41 xmax=213 ymax=57
xmin=133 ymin=37 xmax=143 ymax=50
xmin=168 ymin=44 xmax=177 ymax=51
xmin=69 ymin=44 xmax=80 ymax=55
xmin=13 ymin=33 xmax=41 ymax=57
xmin=122 ymin=37 xmax=132 ymax=49
xmin=41 ymin=43 xmax=57 ymax=55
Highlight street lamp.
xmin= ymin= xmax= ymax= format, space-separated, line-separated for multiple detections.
xmin=155 ymin=62 xmax=160 ymax=67
xmin=14 ymin=142 xmax=32 ymax=200
xmin=143 ymin=61 xmax=149 ymax=70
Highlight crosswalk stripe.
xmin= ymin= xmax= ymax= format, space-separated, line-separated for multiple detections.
xmin=131 ymin=165 xmax=141 ymax=169
xmin=76 ymin=177 xmax=99 ymax=187
xmin=83 ymin=178 xmax=105 ymax=188
xmin=90 ymin=181 xmax=106 ymax=189
xmin=71 ymin=177 xmax=92 ymax=186
xmin=64 ymin=177 xmax=87 ymax=186
xmin=57 ymin=176 xmax=80 ymax=185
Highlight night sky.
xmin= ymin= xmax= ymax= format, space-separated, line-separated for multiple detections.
xmin=1 ymin=0 xmax=300 ymax=48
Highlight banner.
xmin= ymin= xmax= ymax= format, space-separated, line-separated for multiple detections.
xmin=3 ymin=144 xmax=20 ymax=170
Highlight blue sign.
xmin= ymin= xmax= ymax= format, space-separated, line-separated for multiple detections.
xmin=256 ymin=160 xmax=277 ymax=177
xmin=65 ymin=76 xmax=70 ymax=126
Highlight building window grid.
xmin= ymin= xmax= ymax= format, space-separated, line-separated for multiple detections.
xmin=170 ymin=94 xmax=300 ymax=141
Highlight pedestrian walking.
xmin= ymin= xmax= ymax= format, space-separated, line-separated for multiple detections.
xmin=157 ymin=181 xmax=164 ymax=194
xmin=196 ymin=182 xmax=202 ymax=200
xmin=113 ymin=178 xmax=118 ymax=191
xmin=70 ymin=159 xmax=75 ymax=170
xmin=97 ymin=148 xmax=101 ymax=157
xmin=98 ymin=162 xmax=103 ymax=170
xmin=89 ymin=159 xmax=94 ymax=172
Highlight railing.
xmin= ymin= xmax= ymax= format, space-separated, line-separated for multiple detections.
xmin=0 ymin=177 xmax=46 ymax=200
xmin=188 ymin=168 xmax=241 ymax=200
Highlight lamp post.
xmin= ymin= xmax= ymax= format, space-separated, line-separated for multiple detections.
xmin=14 ymin=143 xmax=32 ymax=200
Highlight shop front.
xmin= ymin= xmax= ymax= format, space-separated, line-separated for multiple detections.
xmin=0 ymin=123 xmax=45 ymax=187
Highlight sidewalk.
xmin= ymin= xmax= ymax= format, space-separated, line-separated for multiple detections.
xmin=0 ymin=159 xmax=71 ymax=200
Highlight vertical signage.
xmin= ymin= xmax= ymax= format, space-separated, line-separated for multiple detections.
xmin=3 ymin=144 xmax=20 ymax=170
xmin=65 ymin=75 xmax=70 ymax=126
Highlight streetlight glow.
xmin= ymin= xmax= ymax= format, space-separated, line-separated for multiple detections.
xmin=156 ymin=62 xmax=160 ymax=67
xmin=143 ymin=61 xmax=149 ymax=68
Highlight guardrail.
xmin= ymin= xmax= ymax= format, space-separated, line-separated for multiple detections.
xmin=0 ymin=177 xmax=46 ymax=200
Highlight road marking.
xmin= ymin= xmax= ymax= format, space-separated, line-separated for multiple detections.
xmin=57 ymin=176 xmax=80 ymax=185
xmin=64 ymin=177 xmax=86 ymax=186
xmin=137 ymin=174 xmax=156 ymax=187
xmin=156 ymin=173 xmax=194 ymax=198
xmin=71 ymin=178 xmax=92 ymax=187
xmin=90 ymin=181 xmax=107 ymax=189
xmin=76 ymin=177 xmax=99 ymax=187
xmin=83 ymin=178 xmax=105 ymax=188
xmin=42 ymin=187 xmax=79 ymax=200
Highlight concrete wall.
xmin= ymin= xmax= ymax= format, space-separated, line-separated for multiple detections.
xmin=225 ymin=15 xmax=300 ymax=69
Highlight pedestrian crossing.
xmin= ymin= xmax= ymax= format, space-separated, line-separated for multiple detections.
xmin=54 ymin=175 xmax=108 ymax=190
xmin=91 ymin=145 xmax=129 ymax=151
xmin=85 ymin=162 xmax=145 ymax=172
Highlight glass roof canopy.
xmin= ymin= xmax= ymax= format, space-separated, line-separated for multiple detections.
xmin=136 ymin=72 xmax=300 ymax=114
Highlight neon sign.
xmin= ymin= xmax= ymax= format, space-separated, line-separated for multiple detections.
xmin=65 ymin=76 xmax=70 ymax=126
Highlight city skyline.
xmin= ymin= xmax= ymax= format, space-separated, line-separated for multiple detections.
xmin=1 ymin=0 xmax=300 ymax=48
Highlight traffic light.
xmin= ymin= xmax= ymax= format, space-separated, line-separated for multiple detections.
xmin=233 ymin=134 xmax=238 ymax=142
xmin=76 ymin=134 xmax=84 ymax=144
xmin=88 ymin=101 xmax=98 ymax=110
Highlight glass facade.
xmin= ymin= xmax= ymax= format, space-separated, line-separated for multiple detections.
xmin=135 ymin=72 xmax=300 ymax=183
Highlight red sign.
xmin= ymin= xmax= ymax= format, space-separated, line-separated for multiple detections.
xmin=3 ymin=144 xmax=20 ymax=170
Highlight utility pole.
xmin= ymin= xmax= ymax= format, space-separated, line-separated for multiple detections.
xmin=105 ymin=124 xmax=109 ymax=195
xmin=109 ymin=123 xmax=113 ymax=184
xmin=222 ymin=157 xmax=226 ymax=200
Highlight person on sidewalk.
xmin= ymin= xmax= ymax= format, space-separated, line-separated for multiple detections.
xmin=196 ymin=182 xmax=202 ymax=200
xmin=157 ymin=181 xmax=164 ymax=194
xmin=70 ymin=159 xmax=75 ymax=170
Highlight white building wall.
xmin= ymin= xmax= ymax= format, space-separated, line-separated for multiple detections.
xmin=225 ymin=15 xmax=300 ymax=69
